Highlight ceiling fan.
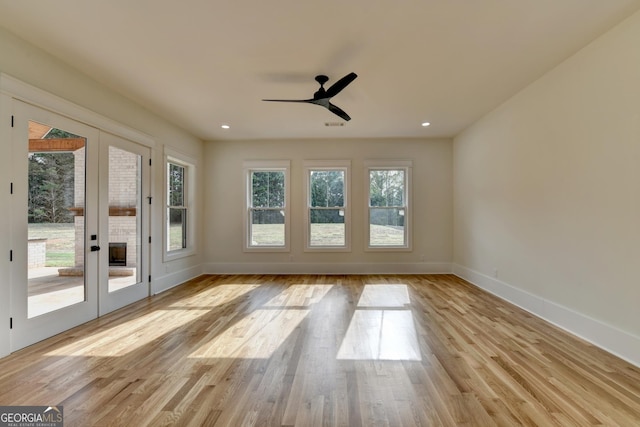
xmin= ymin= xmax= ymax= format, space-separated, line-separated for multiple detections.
xmin=263 ymin=72 xmax=358 ymax=121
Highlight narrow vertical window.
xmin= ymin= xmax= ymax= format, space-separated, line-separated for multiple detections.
xmin=167 ymin=162 xmax=187 ymax=251
xmin=244 ymin=161 xmax=290 ymax=251
xmin=165 ymin=150 xmax=196 ymax=260
xmin=366 ymin=161 xmax=411 ymax=250
xmin=304 ymin=160 xmax=350 ymax=251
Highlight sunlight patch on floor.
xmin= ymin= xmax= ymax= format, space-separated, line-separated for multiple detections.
xmin=337 ymin=284 xmax=421 ymax=361
xmin=46 ymin=308 xmax=210 ymax=357
xmin=189 ymin=308 xmax=308 ymax=359
xmin=356 ymin=284 xmax=411 ymax=307
xmin=263 ymin=284 xmax=333 ymax=307
xmin=166 ymin=284 xmax=260 ymax=309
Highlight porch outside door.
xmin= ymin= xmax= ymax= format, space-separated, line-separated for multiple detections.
xmin=10 ymin=100 xmax=150 ymax=351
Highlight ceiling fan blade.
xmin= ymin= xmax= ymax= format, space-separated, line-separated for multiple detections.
xmin=263 ymin=73 xmax=356 ymax=120
xmin=328 ymin=102 xmax=351 ymax=121
xmin=262 ymin=98 xmax=313 ymax=103
xmin=325 ymin=72 xmax=357 ymax=98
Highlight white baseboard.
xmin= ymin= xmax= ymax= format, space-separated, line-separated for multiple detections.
xmin=152 ymin=264 xmax=203 ymax=294
xmin=453 ymin=263 xmax=640 ymax=368
xmin=203 ymin=262 xmax=452 ymax=275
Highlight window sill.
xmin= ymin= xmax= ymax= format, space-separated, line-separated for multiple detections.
xmin=304 ymin=246 xmax=351 ymax=253
xmin=163 ymin=248 xmax=196 ymax=262
xmin=365 ymin=246 xmax=412 ymax=252
xmin=243 ymin=246 xmax=290 ymax=253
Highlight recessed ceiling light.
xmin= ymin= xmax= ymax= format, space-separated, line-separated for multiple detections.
xmin=421 ymin=122 xmax=431 ymax=127
xmin=221 ymin=124 xmax=230 ymax=129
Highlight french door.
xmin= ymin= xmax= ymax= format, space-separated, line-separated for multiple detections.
xmin=98 ymin=132 xmax=150 ymax=315
xmin=10 ymin=100 xmax=150 ymax=351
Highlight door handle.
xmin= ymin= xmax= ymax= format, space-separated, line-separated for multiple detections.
xmin=90 ymin=245 xmax=101 ymax=252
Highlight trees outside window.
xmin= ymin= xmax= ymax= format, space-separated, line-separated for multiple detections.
xmin=28 ymin=152 xmax=75 ymax=223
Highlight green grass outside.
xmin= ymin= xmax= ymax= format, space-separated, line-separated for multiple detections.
xmin=251 ymin=223 xmax=405 ymax=246
xmin=168 ymin=224 xmax=185 ymax=251
xmin=45 ymin=252 xmax=75 ymax=267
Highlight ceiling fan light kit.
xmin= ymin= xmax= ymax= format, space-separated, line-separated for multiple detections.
xmin=263 ymin=72 xmax=357 ymax=121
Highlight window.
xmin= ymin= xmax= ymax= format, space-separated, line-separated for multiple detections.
xmin=165 ymin=149 xmax=196 ymax=260
xmin=244 ymin=160 xmax=290 ymax=251
xmin=304 ymin=160 xmax=350 ymax=251
xmin=167 ymin=162 xmax=187 ymax=251
xmin=366 ymin=160 xmax=412 ymax=250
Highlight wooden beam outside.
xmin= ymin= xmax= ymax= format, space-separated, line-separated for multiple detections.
xmin=29 ymin=138 xmax=85 ymax=152
xmin=68 ymin=206 xmax=137 ymax=217
xmin=28 ymin=122 xmax=52 ymax=139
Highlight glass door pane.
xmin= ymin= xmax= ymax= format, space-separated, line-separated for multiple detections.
xmin=108 ymin=146 xmax=142 ymax=292
xmin=27 ymin=121 xmax=86 ymax=318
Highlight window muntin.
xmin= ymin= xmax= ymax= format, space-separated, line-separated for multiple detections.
xmin=366 ymin=163 xmax=411 ymax=250
xmin=244 ymin=160 xmax=290 ymax=251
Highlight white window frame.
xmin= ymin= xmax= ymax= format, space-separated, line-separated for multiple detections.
xmin=243 ymin=160 xmax=291 ymax=252
xmin=164 ymin=148 xmax=196 ymax=261
xmin=365 ymin=160 xmax=412 ymax=251
xmin=303 ymin=160 xmax=351 ymax=252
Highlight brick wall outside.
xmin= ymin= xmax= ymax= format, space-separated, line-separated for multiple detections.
xmin=28 ymin=239 xmax=47 ymax=268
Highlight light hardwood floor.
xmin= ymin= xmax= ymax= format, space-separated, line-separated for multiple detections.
xmin=1 ymin=274 xmax=639 ymax=426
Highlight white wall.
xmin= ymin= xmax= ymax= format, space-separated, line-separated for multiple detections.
xmin=453 ymin=11 xmax=640 ymax=366
xmin=204 ymin=138 xmax=453 ymax=274
xmin=0 ymin=26 xmax=204 ymax=356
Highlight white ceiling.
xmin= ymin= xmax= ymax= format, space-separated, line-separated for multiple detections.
xmin=1 ymin=1 xmax=639 ymax=141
